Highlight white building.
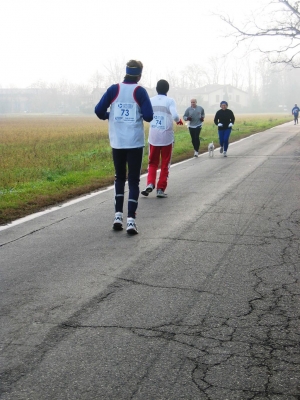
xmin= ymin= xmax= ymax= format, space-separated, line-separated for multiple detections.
xmin=182 ymin=84 xmax=249 ymax=112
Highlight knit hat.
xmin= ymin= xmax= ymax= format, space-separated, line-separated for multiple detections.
xmin=156 ymin=79 xmax=169 ymax=94
xmin=220 ymin=101 xmax=228 ymax=106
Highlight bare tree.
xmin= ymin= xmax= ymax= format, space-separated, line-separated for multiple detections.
xmin=220 ymin=0 xmax=300 ymax=67
xmin=140 ymin=68 xmax=154 ymax=88
xmin=29 ymin=80 xmax=49 ymax=89
xmin=206 ymin=57 xmax=224 ymax=85
xmin=103 ymin=59 xmax=126 ymax=85
xmin=181 ymin=64 xmax=206 ymax=88
xmin=89 ymin=70 xmax=105 ymax=88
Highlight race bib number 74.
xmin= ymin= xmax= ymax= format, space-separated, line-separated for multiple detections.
xmin=150 ymin=115 xmax=166 ymax=130
xmin=114 ymin=102 xmax=137 ymax=122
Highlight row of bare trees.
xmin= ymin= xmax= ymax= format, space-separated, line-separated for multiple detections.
xmin=91 ymin=57 xmax=300 ymax=112
xmin=0 ymin=57 xmax=298 ymax=114
xmin=90 ymin=56 xmax=251 ymax=92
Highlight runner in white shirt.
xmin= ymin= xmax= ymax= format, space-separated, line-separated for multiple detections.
xmin=141 ymin=80 xmax=183 ymax=198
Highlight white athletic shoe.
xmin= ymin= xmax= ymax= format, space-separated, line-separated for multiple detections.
xmin=194 ymin=151 xmax=199 ymax=157
xmin=113 ymin=212 xmax=123 ymax=230
xmin=126 ymin=217 xmax=138 ymax=235
xmin=157 ymin=189 xmax=168 ymax=198
xmin=141 ymin=183 xmax=154 ymax=197
xmin=223 ymin=151 xmax=227 ymax=157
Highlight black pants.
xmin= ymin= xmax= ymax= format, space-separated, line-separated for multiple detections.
xmin=112 ymin=147 xmax=143 ymax=218
xmin=189 ymin=126 xmax=201 ymax=152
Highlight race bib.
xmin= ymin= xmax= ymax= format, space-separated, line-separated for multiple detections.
xmin=150 ymin=115 xmax=166 ymax=130
xmin=114 ymin=102 xmax=136 ymax=122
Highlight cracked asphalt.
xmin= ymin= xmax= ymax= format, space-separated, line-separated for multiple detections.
xmin=0 ymin=122 xmax=300 ymax=399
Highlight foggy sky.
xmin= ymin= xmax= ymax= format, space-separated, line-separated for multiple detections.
xmin=1 ymin=0 xmax=270 ymax=88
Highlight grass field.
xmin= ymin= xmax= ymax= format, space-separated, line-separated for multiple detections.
xmin=0 ymin=113 xmax=291 ymax=225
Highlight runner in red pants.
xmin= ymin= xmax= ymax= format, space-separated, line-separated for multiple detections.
xmin=141 ymin=80 xmax=182 ymax=198
xmin=147 ymin=143 xmax=173 ymax=194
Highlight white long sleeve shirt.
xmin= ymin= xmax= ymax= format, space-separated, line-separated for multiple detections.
xmin=148 ymin=95 xmax=180 ymax=146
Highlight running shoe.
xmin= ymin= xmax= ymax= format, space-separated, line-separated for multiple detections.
xmin=157 ymin=189 xmax=168 ymax=198
xmin=141 ymin=183 xmax=154 ymax=197
xmin=113 ymin=212 xmax=123 ymax=230
xmin=126 ymin=217 xmax=138 ymax=235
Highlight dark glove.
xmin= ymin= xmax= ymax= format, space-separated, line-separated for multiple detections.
xmin=187 ymin=116 xmax=192 ymax=121
xmin=176 ymin=119 xmax=183 ymax=125
xmin=200 ymin=117 xmax=204 ymax=122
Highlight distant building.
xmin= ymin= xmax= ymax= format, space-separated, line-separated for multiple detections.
xmin=181 ymin=84 xmax=249 ymax=112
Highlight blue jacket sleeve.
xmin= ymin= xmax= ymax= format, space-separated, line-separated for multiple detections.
xmin=134 ymin=87 xmax=153 ymax=122
xmin=94 ymin=84 xmax=119 ymax=120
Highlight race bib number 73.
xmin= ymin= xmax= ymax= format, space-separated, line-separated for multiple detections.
xmin=114 ymin=102 xmax=136 ymax=122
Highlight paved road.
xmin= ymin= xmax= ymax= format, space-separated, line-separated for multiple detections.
xmin=1 ymin=122 xmax=300 ymax=399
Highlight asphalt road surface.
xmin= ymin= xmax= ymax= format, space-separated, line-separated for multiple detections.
xmin=1 ymin=122 xmax=300 ymax=400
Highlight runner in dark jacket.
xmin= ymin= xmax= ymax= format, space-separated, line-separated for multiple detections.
xmin=214 ymin=101 xmax=235 ymax=157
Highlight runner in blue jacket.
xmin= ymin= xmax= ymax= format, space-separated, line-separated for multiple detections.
xmin=292 ymin=104 xmax=299 ymax=125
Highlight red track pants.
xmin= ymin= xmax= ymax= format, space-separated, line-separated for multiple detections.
xmin=146 ymin=143 xmax=173 ymax=191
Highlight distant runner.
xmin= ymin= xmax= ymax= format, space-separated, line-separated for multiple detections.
xmin=214 ymin=101 xmax=235 ymax=158
xmin=292 ymin=103 xmax=299 ymax=125
xmin=183 ymin=99 xmax=205 ymax=158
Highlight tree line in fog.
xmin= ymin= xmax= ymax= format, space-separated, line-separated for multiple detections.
xmin=1 ymin=57 xmax=299 ymax=114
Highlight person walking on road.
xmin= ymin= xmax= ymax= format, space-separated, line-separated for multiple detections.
xmin=183 ymin=99 xmax=205 ymax=157
xmin=141 ymin=80 xmax=183 ymax=199
xmin=95 ymin=60 xmax=153 ymax=235
xmin=292 ymin=103 xmax=299 ymax=125
xmin=214 ymin=101 xmax=235 ymax=157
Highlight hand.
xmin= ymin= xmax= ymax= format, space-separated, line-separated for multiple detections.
xmin=218 ymin=123 xmax=223 ymax=127
xmin=228 ymin=123 xmax=233 ymax=128
xmin=176 ymin=119 xmax=183 ymax=125
xmin=187 ymin=116 xmax=192 ymax=121
xmin=200 ymin=117 xmax=204 ymax=122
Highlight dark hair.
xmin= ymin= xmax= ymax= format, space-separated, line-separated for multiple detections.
xmin=124 ymin=60 xmax=143 ymax=82
xmin=156 ymin=79 xmax=169 ymax=94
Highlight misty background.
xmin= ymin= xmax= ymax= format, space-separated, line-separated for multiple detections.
xmin=1 ymin=0 xmax=299 ymax=114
